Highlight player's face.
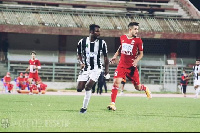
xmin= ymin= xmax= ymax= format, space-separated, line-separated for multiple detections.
xmin=31 ymin=53 xmax=36 ymax=59
xmin=91 ymin=27 xmax=100 ymax=39
xmin=196 ymin=61 xmax=200 ymax=65
xmin=129 ymin=25 xmax=139 ymax=37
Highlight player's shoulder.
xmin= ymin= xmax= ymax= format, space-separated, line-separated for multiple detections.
xmin=135 ymin=37 xmax=142 ymax=40
xmin=120 ymin=34 xmax=127 ymax=39
xmin=78 ymin=37 xmax=88 ymax=44
xmin=98 ymin=38 xmax=106 ymax=43
xmin=135 ymin=37 xmax=143 ymax=43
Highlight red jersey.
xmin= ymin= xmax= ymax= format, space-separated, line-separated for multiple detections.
xmin=29 ymin=59 xmax=41 ymax=73
xmin=25 ymin=77 xmax=29 ymax=84
xmin=180 ymin=75 xmax=188 ymax=85
xmin=4 ymin=76 xmax=11 ymax=83
xmin=118 ymin=35 xmax=143 ymax=68
xmin=17 ymin=77 xmax=25 ymax=84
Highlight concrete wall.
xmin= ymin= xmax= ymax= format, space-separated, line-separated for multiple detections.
xmin=0 ymin=81 xmax=196 ymax=94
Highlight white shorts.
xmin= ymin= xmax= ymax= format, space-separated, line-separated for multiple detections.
xmin=77 ymin=69 xmax=102 ymax=82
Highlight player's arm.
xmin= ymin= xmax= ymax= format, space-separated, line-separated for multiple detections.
xmin=25 ymin=66 xmax=30 ymax=72
xmin=77 ymin=54 xmax=85 ymax=69
xmin=102 ymin=41 xmax=110 ymax=79
xmin=132 ymin=50 xmax=143 ymax=67
xmin=3 ymin=77 xmax=5 ymax=83
xmin=110 ymin=45 xmax=121 ymax=64
xmin=188 ymin=71 xmax=194 ymax=77
xmin=77 ymin=39 xmax=85 ymax=69
xmin=35 ymin=60 xmax=41 ymax=70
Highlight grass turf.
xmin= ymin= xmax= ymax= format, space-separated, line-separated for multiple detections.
xmin=0 ymin=94 xmax=200 ymax=132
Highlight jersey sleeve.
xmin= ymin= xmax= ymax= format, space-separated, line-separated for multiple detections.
xmin=181 ymin=75 xmax=185 ymax=81
xmin=102 ymin=40 xmax=108 ymax=57
xmin=36 ymin=60 xmax=41 ymax=69
xmin=120 ymin=35 xmax=124 ymax=46
xmin=138 ymin=38 xmax=143 ymax=51
xmin=77 ymin=39 xmax=83 ymax=55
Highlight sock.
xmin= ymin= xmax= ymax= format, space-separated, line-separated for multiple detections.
xmin=140 ymin=84 xmax=146 ymax=91
xmin=29 ymin=85 xmax=32 ymax=93
xmin=37 ymin=84 xmax=41 ymax=92
xmin=82 ymin=90 xmax=92 ymax=109
xmin=111 ymin=86 xmax=118 ymax=104
xmin=195 ymin=88 xmax=200 ymax=98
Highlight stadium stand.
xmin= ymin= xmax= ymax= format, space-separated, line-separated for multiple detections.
xmin=0 ymin=1 xmax=199 ymax=34
xmin=0 ymin=0 xmax=199 ymax=87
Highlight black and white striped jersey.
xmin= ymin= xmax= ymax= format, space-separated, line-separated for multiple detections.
xmin=193 ymin=65 xmax=200 ymax=80
xmin=77 ymin=37 xmax=108 ymax=70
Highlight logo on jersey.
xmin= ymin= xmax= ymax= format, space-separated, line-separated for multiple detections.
xmin=121 ymin=43 xmax=133 ymax=55
xmin=131 ymin=40 xmax=135 ymax=45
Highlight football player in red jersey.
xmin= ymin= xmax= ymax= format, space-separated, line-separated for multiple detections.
xmin=16 ymin=73 xmax=26 ymax=90
xmin=3 ymin=72 xmax=13 ymax=93
xmin=107 ymin=22 xmax=152 ymax=111
xmin=24 ymin=73 xmax=30 ymax=90
xmin=25 ymin=51 xmax=41 ymax=95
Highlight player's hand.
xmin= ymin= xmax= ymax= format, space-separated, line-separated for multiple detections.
xmin=104 ymin=73 xmax=110 ymax=80
xmin=132 ymin=59 xmax=138 ymax=67
xmin=25 ymin=68 xmax=29 ymax=72
xmin=109 ymin=57 xmax=117 ymax=64
xmin=194 ymin=85 xmax=199 ymax=89
xmin=80 ymin=63 xmax=85 ymax=69
xmin=188 ymin=72 xmax=193 ymax=77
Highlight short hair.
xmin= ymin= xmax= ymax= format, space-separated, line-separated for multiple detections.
xmin=89 ymin=24 xmax=100 ymax=32
xmin=128 ymin=22 xmax=139 ymax=28
xmin=196 ymin=59 xmax=200 ymax=61
xmin=30 ymin=51 xmax=36 ymax=55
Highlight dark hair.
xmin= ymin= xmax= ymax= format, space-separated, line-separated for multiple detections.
xmin=128 ymin=22 xmax=139 ymax=28
xmin=196 ymin=59 xmax=200 ymax=61
xmin=30 ymin=51 xmax=36 ymax=55
xmin=89 ymin=24 xmax=100 ymax=32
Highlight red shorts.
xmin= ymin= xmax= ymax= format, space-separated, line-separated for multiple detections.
xmin=29 ymin=73 xmax=39 ymax=82
xmin=114 ymin=66 xmax=140 ymax=86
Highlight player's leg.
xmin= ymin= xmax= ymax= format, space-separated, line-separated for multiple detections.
xmin=183 ymin=85 xmax=186 ymax=97
xmin=107 ymin=78 xmax=122 ymax=111
xmin=127 ymin=67 xmax=152 ymax=99
xmin=92 ymin=82 xmax=96 ymax=93
xmin=194 ymin=85 xmax=199 ymax=98
xmin=80 ymin=69 xmax=102 ymax=113
xmin=104 ymin=80 xmax=107 ymax=93
xmin=107 ymin=67 xmax=126 ymax=111
xmin=33 ymin=74 xmax=41 ymax=94
xmin=28 ymin=78 xmax=33 ymax=95
xmin=99 ymin=81 xmax=103 ymax=95
xmin=120 ymin=82 xmax=125 ymax=95
xmin=80 ymin=79 xmax=96 ymax=112
xmin=77 ymin=70 xmax=88 ymax=92
xmin=97 ymin=82 xmax=100 ymax=94
xmin=28 ymin=73 xmax=33 ymax=94
xmin=7 ymin=83 xmax=11 ymax=93
xmin=81 ymin=69 xmax=102 ymax=113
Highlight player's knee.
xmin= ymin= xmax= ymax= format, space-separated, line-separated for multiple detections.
xmin=85 ymin=84 xmax=92 ymax=91
xmin=113 ymin=82 xmax=120 ymax=88
xmin=134 ymin=85 xmax=140 ymax=91
xmin=77 ymin=88 xmax=83 ymax=92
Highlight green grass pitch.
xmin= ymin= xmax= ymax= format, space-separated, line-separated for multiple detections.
xmin=0 ymin=94 xmax=200 ymax=132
